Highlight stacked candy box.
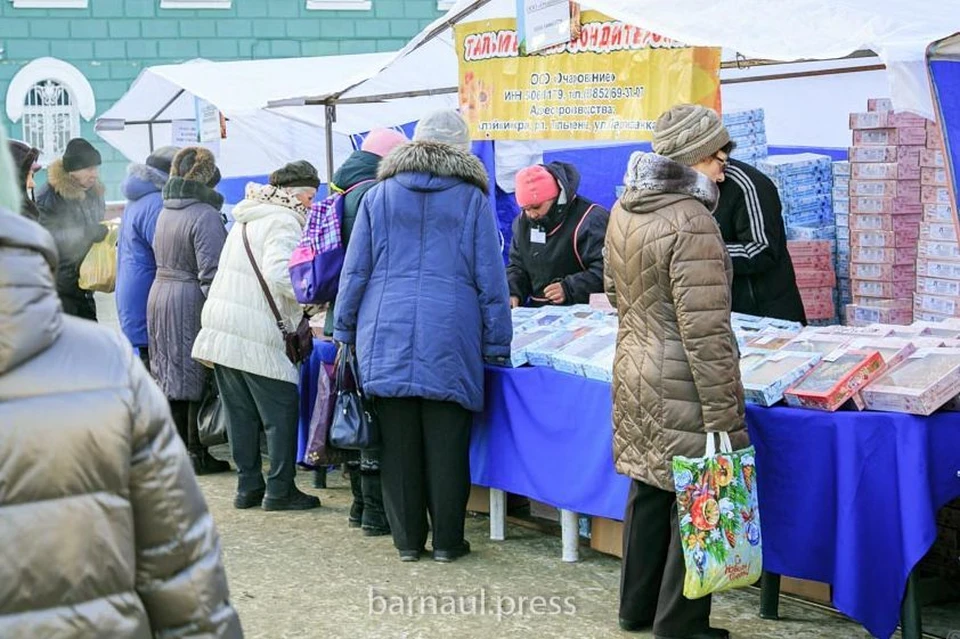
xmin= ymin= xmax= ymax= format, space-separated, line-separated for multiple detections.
xmin=551 ymin=327 xmax=617 ymax=376
xmin=815 ymin=324 xmax=894 ymax=338
xmin=508 ymin=326 xmax=567 ymax=367
xmin=844 ymin=299 xmax=914 ymax=326
xmin=861 ymin=348 xmax=960 ymax=415
xmin=833 ymin=161 xmax=852 ymax=308
xmin=524 ymin=322 xmax=600 ymax=368
xmin=847 ymin=337 xmax=917 ymax=368
xmin=582 ymin=344 xmax=616 ymax=382
xmin=786 ymin=239 xmax=838 ymax=321
xmin=743 ymin=330 xmax=803 ymax=351
xmin=723 ymin=108 xmax=768 ymax=165
xmin=511 ymin=307 xmax=542 ymax=322
xmin=740 ymin=350 xmax=823 ymax=406
xmin=783 ymin=348 xmax=886 ymax=411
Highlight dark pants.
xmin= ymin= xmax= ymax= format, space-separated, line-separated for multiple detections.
xmin=214 ymin=364 xmax=299 ymax=498
xmin=376 ymin=397 xmax=472 ymax=552
xmin=620 ymin=479 xmax=712 ymax=636
xmin=137 ymin=348 xmax=150 ymax=375
xmin=61 ymin=291 xmax=97 ymax=321
xmin=169 ymin=399 xmax=201 ymax=454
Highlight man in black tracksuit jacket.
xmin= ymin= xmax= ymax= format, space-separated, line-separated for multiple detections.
xmin=715 ymin=158 xmax=807 ymax=324
xmin=507 ymin=161 xmax=610 ymax=307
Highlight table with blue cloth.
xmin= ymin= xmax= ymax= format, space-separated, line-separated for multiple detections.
xmin=297 ymin=341 xmax=960 ymax=639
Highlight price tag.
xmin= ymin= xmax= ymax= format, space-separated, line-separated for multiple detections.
xmin=530 ymin=228 xmax=546 ymax=244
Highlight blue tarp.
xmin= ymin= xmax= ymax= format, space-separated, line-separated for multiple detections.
xmin=930 ymin=59 xmax=960 ymax=219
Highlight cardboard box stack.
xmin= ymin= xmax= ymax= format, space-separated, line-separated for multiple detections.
xmin=756 ymin=153 xmax=838 ymax=323
xmin=915 ymin=115 xmax=960 ymax=321
xmin=785 ymin=240 xmax=837 ymax=323
xmin=833 ymin=161 xmax=852 ymax=309
xmin=843 ymin=98 xmax=925 ymax=326
xmin=723 ymin=108 xmax=767 ymax=166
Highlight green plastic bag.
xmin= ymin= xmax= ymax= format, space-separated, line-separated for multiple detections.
xmin=79 ymin=219 xmax=120 ymax=293
xmin=672 ymin=432 xmax=762 ymax=599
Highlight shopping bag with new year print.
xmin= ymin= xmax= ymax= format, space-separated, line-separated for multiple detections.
xmin=672 ymin=432 xmax=762 ymax=599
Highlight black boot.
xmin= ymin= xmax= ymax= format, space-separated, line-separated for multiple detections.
xmin=313 ymin=467 xmax=327 ymax=489
xmin=348 ymin=468 xmax=363 ymax=528
xmin=192 ymin=449 xmax=232 ymax=475
xmin=361 ymin=470 xmax=390 ymax=536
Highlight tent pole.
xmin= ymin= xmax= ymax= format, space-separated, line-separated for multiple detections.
xmin=325 ymin=104 xmax=336 ymax=186
xmin=148 ymin=122 xmax=155 ymax=153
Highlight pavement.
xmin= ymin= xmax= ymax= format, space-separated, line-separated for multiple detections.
xmin=198 ymin=469 xmax=885 ymax=639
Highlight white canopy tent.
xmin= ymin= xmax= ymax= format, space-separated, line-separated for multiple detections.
xmin=95 ymin=53 xmax=417 ymax=181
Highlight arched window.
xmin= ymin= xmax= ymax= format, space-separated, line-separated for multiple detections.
xmin=21 ymin=80 xmax=79 ymax=165
xmin=5 ymin=58 xmax=96 ymax=165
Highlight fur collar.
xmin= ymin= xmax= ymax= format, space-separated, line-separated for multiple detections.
xmin=163 ymin=177 xmax=224 ymax=210
xmin=622 ymin=152 xmax=718 ymax=211
xmin=128 ymin=163 xmax=169 ymax=191
xmin=378 ymin=141 xmax=489 ymax=192
xmin=244 ymin=182 xmax=308 ymax=216
xmin=46 ymin=159 xmax=105 ymax=201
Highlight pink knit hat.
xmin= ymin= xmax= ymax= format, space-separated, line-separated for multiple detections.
xmin=515 ymin=165 xmax=560 ymax=208
xmin=361 ymin=128 xmax=408 ymax=158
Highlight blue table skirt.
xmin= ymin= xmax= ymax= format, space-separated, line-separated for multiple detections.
xmin=297 ymin=342 xmax=960 ymax=639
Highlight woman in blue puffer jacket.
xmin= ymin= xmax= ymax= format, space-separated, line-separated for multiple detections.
xmin=334 ymin=110 xmax=512 ymax=564
xmin=115 ymin=146 xmax=179 ymax=368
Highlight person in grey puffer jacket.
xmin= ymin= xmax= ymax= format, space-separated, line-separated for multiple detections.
xmin=0 ymin=134 xmax=242 ymax=636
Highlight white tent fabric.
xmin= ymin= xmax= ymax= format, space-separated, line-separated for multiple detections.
xmin=332 ymin=0 xmax=959 ymax=119
xmin=97 ymin=53 xmax=394 ymax=178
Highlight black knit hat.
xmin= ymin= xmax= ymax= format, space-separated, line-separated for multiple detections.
xmin=62 ymin=138 xmax=102 ymax=173
xmin=269 ymin=160 xmax=320 ymax=189
xmin=146 ymin=146 xmax=180 ymax=175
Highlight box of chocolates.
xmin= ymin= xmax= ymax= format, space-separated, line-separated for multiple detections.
xmin=851 ymin=263 xmax=915 ymax=282
xmin=923 ymin=203 xmax=956 ymax=222
xmin=917 ymin=277 xmax=960 ymax=298
xmin=848 ymin=337 xmax=917 ymax=368
xmin=920 ymin=149 xmax=946 ymax=168
xmin=552 ymin=327 xmax=617 ymax=376
xmin=920 ymin=222 xmax=960 ymax=242
xmin=853 ymin=128 xmax=927 ymax=146
xmin=524 ymin=324 xmax=598 ymax=367
xmin=850 ymin=246 xmax=917 ymax=265
xmin=914 ymin=294 xmax=960 ymax=318
xmin=922 ymin=186 xmax=952 ymax=205
xmin=850 ymin=279 xmax=914 ymax=299
xmin=582 ymin=345 xmax=615 ymax=382
xmin=917 ymin=258 xmax=960 ymax=280
xmin=861 ymin=348 xmax=960 ymax=415
xmin=783 ymin=349 xmax=886 ymax=411
xmin=848 ymin=146 xmax=899 ymax=163
xmin=740 ymin=350 xmax=823 ymax=406
xmin=849 ymin=196 xmax=922 ymax=215
xmin=921 ymin=168 xmax=949 ymax=186
xmin=917 ymin=239 xmax=960 ymax=261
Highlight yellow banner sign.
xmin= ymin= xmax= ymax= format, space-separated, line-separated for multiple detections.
xmin=455 ymin=11 xmax=721 ymax=141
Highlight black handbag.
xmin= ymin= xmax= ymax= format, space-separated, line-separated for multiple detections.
xmin=242 ymin=223 xmax=314 ymax=365
xmin=197 ymin=375 xmax=227 ymax=447
xmin=329 ymin=345 xmax=380 ymax=450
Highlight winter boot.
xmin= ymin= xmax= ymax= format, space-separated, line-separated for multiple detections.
xmin=361 ymin=470 xmax=390 ymax=536
xmin=348 ymin=466 xmax=363 ymax=528
xmin=313 ymin=467 xmax=327 ymax=489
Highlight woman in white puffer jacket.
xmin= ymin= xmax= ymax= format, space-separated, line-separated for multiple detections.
xmin=193 ymin=161 xmax=321 ymax=512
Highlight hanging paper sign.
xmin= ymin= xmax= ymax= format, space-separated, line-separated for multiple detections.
xmin=195 ymin=97 xmax=221 ymax=143
xmin=172 ymin=119 xmax=198 ymax=146
xmin=517 ymin=0 xmax=572 ymax=55
xmin=455 ymin=10 xmax=721 ymax=141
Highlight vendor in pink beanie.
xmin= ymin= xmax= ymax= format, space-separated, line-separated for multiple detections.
xmin=361 ymin=128 xmax=408 ymax=158
xmin=506 ymin=161 xmax=610 ymax=308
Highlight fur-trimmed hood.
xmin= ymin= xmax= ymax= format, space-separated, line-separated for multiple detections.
xmin=45 ymin=159 xmax=105 ymax=201
xmin=162 ymin=177 xmax=224 ymax=211
xmin=122 ymin=163 xmax=169 ymax=201
xmin=620 ymin=152 xmax=718 ymax=214
xmin=378 ymin=141 xmax=488 ymax=192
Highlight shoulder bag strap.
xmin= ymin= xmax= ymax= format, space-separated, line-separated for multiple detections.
xmin=241 ymin=223 xmax=288 ymax=335
xmin=572 ymin=203 xmax=598 ymax=271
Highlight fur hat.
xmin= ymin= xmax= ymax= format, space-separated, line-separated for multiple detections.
xmin=413 ymin=110 xmax=471 ymax=151
xmin=515 ymin=165 xmax=560 ymax=208
xmin=361 ymin=128 xmax=409 ymax=158
xmin=269 ymin=160 xmax=320 ymax=189
xmin=652 ymin=104 xmax=730 ymax=167
xmin=62 ymin=138 xmax=102 ymax=173
xmin=171 ymin=146 xmax=220 ymax=187
xmin=146 ymin=146 xmax=180 ymax=176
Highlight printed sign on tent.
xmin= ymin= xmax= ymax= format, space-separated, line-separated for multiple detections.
xmin=517 ymin=0 xmax=572 ymax=55
xmin=172 ymin=119 xmax=198 ymax=146
xmin=196 ymin=97 xmax=221 ymax=144
xmin=455 ymin=10 xmax=721 ymax=141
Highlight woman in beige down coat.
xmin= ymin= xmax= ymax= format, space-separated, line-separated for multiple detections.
xmin=0 ymin=128 xmax=241 ymax=637
xmin=604 ymin=105 xmax=745 ymax=639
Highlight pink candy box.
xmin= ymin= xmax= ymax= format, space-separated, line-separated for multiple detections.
xmin=922 ymin=203 xmax=955 ymax=223
xmin=848 ymin=146 xmax=898 ymax=163
xmin=783 ymin=349 xmax=887 ymax=412
xmin=914 ymin=294 xmax=960 ymax=318
xmin=917 ymin=257 xmax=960 ymax=281
xmin=917 ymin=276 xmax=960 ymax=298
xmin=921 ymin=168 xmax=949 ymax=186
xmin=850 ymin=246 xmax=917 ymax=265
xmin=794 ymin=269 xmax=837 ymax=288
xmin=861 ymin=348 xmax=960 ymax=415
xmin=917 ymin=240 xmax=960 ymax=262
xmin=922 ymin=186 xmax=953 ymax=205
xmin=919 ymin=222 xmax=958 ymax=242
xmin=850 ymin=263 xmax=915 ymax=282
xmin=850 ymin=279 xmax=914 ymax=299
xmin=920 ymin=149 xmax=945 ymax=167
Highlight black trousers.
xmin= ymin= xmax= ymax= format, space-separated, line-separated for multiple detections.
xmin=620 ymin=479 xmax=712 ymax=636
xmin=137 ymin=347 xmax=150 ymax=373
xmin=376 ymin=397 xmax=472 ymax=552
xmin=214 ymin=364 xmax=299 ymax=498
xmin=61 ymin=291 xmax=97 ymax=321
xmin=168 ymin=399 xmax=201 ymax=454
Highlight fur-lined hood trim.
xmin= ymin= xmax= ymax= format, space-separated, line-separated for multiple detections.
xmin=46 ymin=159 xmax=105 ymax=201
xmin=129 ymin=163 xmax=169 ymax=190
xmin=163 ymin=177 xmax=224 ymax=211
xmin=378 ymin=141 xmax=488 ymax=192
xmin=620 ymin=152 xmax=718 ymax=214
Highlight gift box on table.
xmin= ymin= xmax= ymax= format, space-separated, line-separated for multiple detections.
xmin=740 ymin=350 xmax=823 ymax=406
xmin=551 ymin=327 xmax=617 ymax=376
xmin=525 ymin=323 xmax=599 ymax=368
xmin=847 ymin=337 xmax=918 ymax=368
xmin=582 ymin=345 xmax=615 ymax=382
xmin=861 ymin=348 xmax=960 ymax=415
xmin=783 ymin=349 xmax=887 ymax=411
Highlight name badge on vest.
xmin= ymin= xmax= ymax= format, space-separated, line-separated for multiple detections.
xmin=530 ymin=228 xmax=546 ymax=244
